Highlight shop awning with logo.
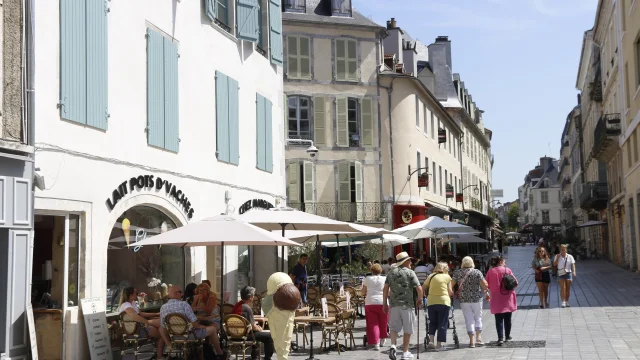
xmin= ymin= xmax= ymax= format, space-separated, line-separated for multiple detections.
xmin=425 ymin=201 xmax=452 ymax=217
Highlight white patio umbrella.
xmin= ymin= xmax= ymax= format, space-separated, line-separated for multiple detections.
xmin=506 ymin=232 xmax=521 ymax=236
xmin=322 ymin=233 xmax=413 ymax=247
xmin=395 ymin=217 xmax=479 ymax=259
xmin=240 ymin=207 xmax=356 ymax=271
xmin=130 ymin=215 xmax=301 ymax=299
xmin=439 ymin=235 xmax=489 ymax=244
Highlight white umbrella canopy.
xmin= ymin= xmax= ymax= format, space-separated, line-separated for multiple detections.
xmin=239 ymin=207 xmax=355 ymax=232
xmin=440 ymin=235 xmax=489 ymax=244
xmin=281 ymin=223 xmax=393 ymax=243
xmin=130 ymin=215 xmax=301 ymax=247
xmin=506 ymin=232 xmax=521 ymax=236
xmin=322 ymin=234 xmax=412 ymax=247
xmin=394 ymin=216 xmax=479 ymax=240
xmin=435 ymin=231 xmax=481 ymax=238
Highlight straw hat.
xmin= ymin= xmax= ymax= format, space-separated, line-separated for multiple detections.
xmin=395 ymin=252 xmax=411 ymax=266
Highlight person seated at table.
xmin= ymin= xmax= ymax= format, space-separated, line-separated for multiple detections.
xmin=182 ymin=282 xmax=198 ymax=305
xmin=118 ymin=287 xmax=170 ymax=357
xmin=192 ymin=283 xmax=221 ymax=329
xmin=238 ymin=286 xmax=274 ymax=360
xmin=160 ymin=285 xmax=224 ymax=359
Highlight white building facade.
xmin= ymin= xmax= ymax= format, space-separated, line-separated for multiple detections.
xmin=32 ymin=0 xmax=285 ymax=358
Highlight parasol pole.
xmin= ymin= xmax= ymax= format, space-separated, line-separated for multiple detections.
xmin=220 ymin=241 xmax=225 ymax=305
xmin=335 ymin=235 xmax=343 ymax=284
xmin=280 ymin=224 xmax=286 ymax=272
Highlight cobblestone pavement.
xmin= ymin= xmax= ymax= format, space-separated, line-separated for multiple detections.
xmin=124 ymin=245 xmax=640 ymax=359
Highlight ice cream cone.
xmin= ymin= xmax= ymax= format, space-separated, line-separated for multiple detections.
xmin=122 ymin=218 xmax=131 ymax=247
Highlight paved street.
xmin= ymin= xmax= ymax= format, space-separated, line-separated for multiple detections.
xmin=289 ymin=246 xmax=640 ymax=360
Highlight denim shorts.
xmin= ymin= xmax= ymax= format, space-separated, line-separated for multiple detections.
xmin=558 ymin=272 xmax=573 ymax=281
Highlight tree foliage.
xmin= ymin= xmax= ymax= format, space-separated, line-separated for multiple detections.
xmin=507 ymin=203 xmax=519 ymax=230
xmin=354 ymin=242 xmax=385 ymax=262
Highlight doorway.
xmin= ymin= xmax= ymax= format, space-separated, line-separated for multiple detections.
xmin=31 ymin=214 xmax=81 ymax=360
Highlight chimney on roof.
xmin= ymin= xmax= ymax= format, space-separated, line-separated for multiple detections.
xmin=383 ymin=18 xmax=403 ymax=65
xmin=390 ymin=18 xmax=397 ymax=29
xmin=577 ymin=93 xmax=581 ymax=105
xmin=436 ymin=36 xmax=449 ymax=42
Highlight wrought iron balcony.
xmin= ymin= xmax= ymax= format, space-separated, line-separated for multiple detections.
xmin=562 ymin=194 xmax=573 ymax=209
xmin=469 ymin=197 xmax=482 ymax=212
xmin=592 ymin=113 xmax=621 ymax=162
xmin=579 ymin=182 xmax=609 ymax=211
xmin=589 ymin=66 xmax=603 ymax=102
xmin=287 ymin=202 xmax=391 ymax=223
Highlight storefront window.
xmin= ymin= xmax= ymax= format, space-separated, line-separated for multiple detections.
xmin=68 ymin=215 xmax=81 ymax=306
xmin=106 ymin=206 xmax=184 ymax=312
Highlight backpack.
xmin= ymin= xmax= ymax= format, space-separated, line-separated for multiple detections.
xmin=500 ymin=267 xmax=518 ymax=293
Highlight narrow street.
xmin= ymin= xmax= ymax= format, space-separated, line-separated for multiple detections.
xmin=288 ymin=246 xmax=640 ymax=360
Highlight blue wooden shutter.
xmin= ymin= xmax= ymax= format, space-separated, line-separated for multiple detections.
xmin=60 ymin=0 xmax=87 ymax=124
xmin=163 ymin=37 xmax=180 ymax=152
xmin=204 ymin=0 xmax=217 ymax=21
xmin=228 ymin=76 xmax=240 ymax=165
xmin=86 ymin=0 xmax=108 ymax=130
xmin=269 ymin=0 xmax=283 ymax=65
xmin=256 ymin=94 xmax=266 ymax=170
xmin=215 ymin=71 xmax=230 ymax=162
xmin=264 ymin=97 xmax=273 ymax=172
xmin=147 ymin=28 xmax=165 ymax=148
xmin=237 ymin=0 xmax=260 ymax=42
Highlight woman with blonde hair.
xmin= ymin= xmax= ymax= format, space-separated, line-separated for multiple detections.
xmin=553 ymin=244 xmax=576 ymax=308
xmin=192 ymin=283 xmax=221 ymax=328
xmin=451 ymin=256 xmax=488 ymax=348
xmin=423 ymin=262 xmax=453 ymax=351
xmin=362 ymin=263 xmax=388 ymax=350
xmin=532 ymin=246 xmax=552 ymax=308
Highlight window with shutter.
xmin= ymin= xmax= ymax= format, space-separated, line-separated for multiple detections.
xmin=303 ymin=161 xmax=315 ymax=204
xmin=335 ymin=39 xmax=358 ymax=81
xmin=237 ymin=0 xmax=260 ymax=42
xmin=432 ymin=161 xmax=436 ymax=194
xmin=347 ymin=40 xmax=358 ymax=81
xmin=415 ymin=97 xmax=420 ymax=128
xmin=60 ymin=0 xmax=108 ymax=130
xmin=254 ymin=94 xmax=273 ymax=172
xmin=314 ymin=96 xmax=326 ymax=145
xmin=355 ymin=161 xmax=363 ymax=220
xmin=147 ymin=28 xmax=180 ymax=152
xmin=286 ymin=36 xmax=311 ymax=79
xmin=288 ymin=96 xmax=312 ymax=140
xmin=284 ymin=0 xmax=305 ymax=12
xmin=269 ymin=0 xmax=283 ymax=65
xmin=287 ymin=163 xmax=300 ymax=203
xmin=335 ymin=39 xmax=346 ymax=81
xmin=360 ymin=98 xmax=374 ymax=147
xmin=331 ymin=0 xmax=352 ymax=16
xmin=336 ymin=97 xmax=349 ymax=147
xmin=216 ymin=71 xmax=240 ymax=164
xmin=338 ymin=162 xmax=351 ymax=203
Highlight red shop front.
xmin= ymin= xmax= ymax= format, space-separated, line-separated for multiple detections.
xmin=393 ymin=204 xmax=431 ymax=261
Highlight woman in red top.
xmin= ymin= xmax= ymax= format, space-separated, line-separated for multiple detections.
xmin=485 ymin=256 xmax=518 ymax=346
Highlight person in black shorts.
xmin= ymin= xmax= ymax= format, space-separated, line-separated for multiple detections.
xmin=531 ymin=247 xmax=552 ymax=308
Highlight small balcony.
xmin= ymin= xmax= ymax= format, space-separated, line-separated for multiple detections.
xmin=592 ymin=113 xmax=621 ymax=162
xmin=562 ymin=194 xmax=573 ymax=209
xmin=287 ymin=202 xmax=391 ymax=223
xmin=579 ymin=182 xmax=609 ymax=211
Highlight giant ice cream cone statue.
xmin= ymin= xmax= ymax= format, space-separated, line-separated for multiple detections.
xmin=122 ymin=218 xmax=131 ymax=247
xmin=263 ymin=272 xmax=300 ymax=360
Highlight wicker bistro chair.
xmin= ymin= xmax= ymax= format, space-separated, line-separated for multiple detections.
xmin=338 ymin=309 xmax=357 ymax=349
xmin=320 ymin=303 xmax=345 ymax=354
xmin=306 ymin=286 xmax=320 ymax=314
xmin=222 ymin=303 xmax=235 ymax=317
xmin=293 ymin=307 xmax=310 ymax=351
xmin=321 ymin=292 xmax=337 ymax=304
xmin=251 ymin=294 xmax=262 ymax=315
xmin=118 ymin=312 xmax=155 ymax=359
xmin=223 ymin=315 xmax=258 ymax=360
xmin=164 ymin=313 xmax=204 ymax=359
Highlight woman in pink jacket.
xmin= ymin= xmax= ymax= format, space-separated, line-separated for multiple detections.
xmin=485 ymin=256 xmax=517 ymax=346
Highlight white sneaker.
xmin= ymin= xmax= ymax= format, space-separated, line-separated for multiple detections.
xmin=561 ymin=301 xmax=566 ymax=308
xmin=401 ymin=352 xmax=413 ymax=359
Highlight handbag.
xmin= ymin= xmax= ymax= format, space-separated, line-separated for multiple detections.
xmin=500 ymin=267 xmax=518 ymax=293
xmin=424 ymin=274 xmax=438 ymax=297
xmin=557 ymin=255 xmax=569 ymax=276
xmin=535 ymin=267 xmax=542 ymax=281
xmin=455 ymin=269 xmax=473 ymax=299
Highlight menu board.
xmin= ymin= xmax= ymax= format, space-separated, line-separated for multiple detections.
xmin=321 ymin=298 xmax=328 ymax=318
xmin=26 ymin=304 xmax=38 ymax=360
xmin=81 ymin=298 xmax=113 ymax=360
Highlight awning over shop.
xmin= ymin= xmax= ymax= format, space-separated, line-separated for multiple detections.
xmin=577 ymin=220 xmax=606 ymax=228
xmin=425 ymin=201 xmax=452 ymax=217
xmin=465 ymin=208 xmax=494 ymax=222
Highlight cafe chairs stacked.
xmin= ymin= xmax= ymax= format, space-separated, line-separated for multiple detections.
xmin=320 ymin=303 xmax=345 ymax=354
xmin=223 ymin=314 xmax=258 ymax=360
xmin=118 ymin=312 xmax=155 ymax=359
xmin=164 ymin=313 xmax=203 ymax=359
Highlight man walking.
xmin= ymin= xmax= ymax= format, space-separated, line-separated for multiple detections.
xmin=383 ymin=252 xmax=423 ymax=360
xmin=290 ymin=253 xmax=309 ymax=305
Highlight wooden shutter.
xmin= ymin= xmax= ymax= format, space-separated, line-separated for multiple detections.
xmin=86 ymin=0 xmax=108 ymax=130
xmin=347 ymin=40 xmax=358 ymax=81
xmin=60 ymin=0 xmax=87 ymax=124
xmin=269 ymin=0 xmax=283 ymax=65
xmin=335 ymin=39 xmax=346 ymax=81
xmin=424 ymin=106 xmax=429 ymax=134
xmin=355 ymin=161 xmax=363 ymax=221
xmin=228 ymin=76 xmax=240 ymax=165
xmin=215 ymin=71 xmax=230 ymax=162
xmin=287 ymin=36 xmax=298 ymax=78
xmin=204 ymin=0 xmax=217 ymax=21
xmin=338 ymin=162 xmax=351 ymax=202
xmin=336 ymin=97 xmax=348 ymax=147
xmin=237 ymin=0 xmax=260 ymax=42
xmin=314 ymin=96 xmax=326 ymax=146
xmin=299 ymin=36 xmax=311 ymax=79
xmin=264 ymin=97 xmax=273 ymax=172
xmin=288 ymin=163 xmax=300 ymax=202
xmin=256 ymin=94 xmax=266 ymax=170
xmin=303 ymin=161 xmax=315 ymax=203
xmin=163 ymin=37 xmax=180 ymax=152
xmin=147 ymin=28 xmax=165 ymax=148
xmin=361 ymin=98 xmax=374 ymax=147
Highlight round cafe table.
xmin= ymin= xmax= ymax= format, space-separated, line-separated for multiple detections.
xmin=293 ymin=315 xmax=336 ymax=360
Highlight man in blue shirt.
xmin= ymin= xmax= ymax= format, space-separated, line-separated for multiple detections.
xmin=290 ymin=254 xmax=309 ymax=304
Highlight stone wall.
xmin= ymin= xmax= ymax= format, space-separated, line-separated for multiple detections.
xmin=2 ymin=0 xmax=23 ymax=142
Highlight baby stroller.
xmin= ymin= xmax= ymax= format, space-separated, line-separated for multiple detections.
xmin=423 ymin=298 xmax=459 ymax=349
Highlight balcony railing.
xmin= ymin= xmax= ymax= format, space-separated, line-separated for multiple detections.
xmin=287 ymin=202 xmax=390 ymax=223
xmin=469 ymin=198 xmax=482 ymax=212
xmin=579 ymin=182 xmax=609 ymax=210
xmin=592 ymin=113 xmax=621 ymax=162
xmin=562 ymin=195 xmax=573 ymax=209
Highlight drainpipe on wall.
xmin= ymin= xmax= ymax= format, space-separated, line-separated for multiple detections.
xmin=459 ymin=133 xmax=465 ymax=211
xmin=377 ymin=75 xmax=397 ymax=227
xmin=25 ymin=0 xmax=35 ymax=147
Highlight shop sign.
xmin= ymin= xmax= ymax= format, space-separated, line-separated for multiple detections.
xmin=417 ymin=173 xmax=429 ymax=188
xmin=438 ymin=129 xmax=447 ymax=144
xmin=238 ymin=199 xmax=274 ymax=215
xmin=106 ymin=175 xmax=195 ymax=219
xmin=446 ymin=185 xmax=454 ymax=198
xmin=455 ymin=193 xmax=464 ymax=203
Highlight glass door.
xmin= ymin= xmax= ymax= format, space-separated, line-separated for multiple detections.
xmin=62 ymin=214 xmax=82 ymax=359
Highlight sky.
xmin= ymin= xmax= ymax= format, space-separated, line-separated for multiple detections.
xmin=352 ymin=0 xmax=597 ymax=201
